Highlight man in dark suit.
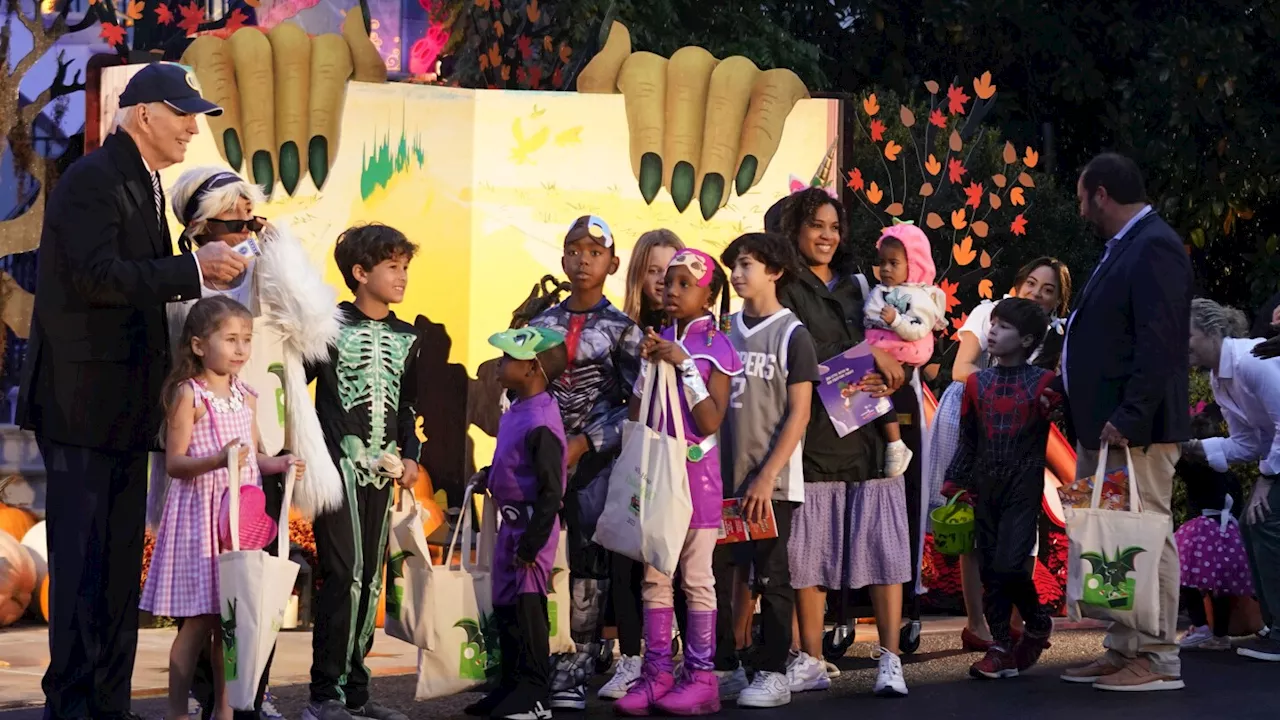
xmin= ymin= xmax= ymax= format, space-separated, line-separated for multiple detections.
xmin=1057 ymin=153 xmax=1192 ymax=692
xmin=17 ymin=63 xmax=250 ymax=720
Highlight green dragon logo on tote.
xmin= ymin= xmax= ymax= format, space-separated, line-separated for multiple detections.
xmin=1081 ymin=546 xmax=1146 ymax=610
xmin=221 ymin=599 xmax=239 ymax=681
xmin=455 ymin=613 xmax=501 ymax=680
xmin=386 ymin=550 xmax=413 ymax=620
xmin=547 ymin=567 xmax=565 ymax=637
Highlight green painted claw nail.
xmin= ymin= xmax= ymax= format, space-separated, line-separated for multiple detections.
xmin=671 ymin=161 xmax=695 ymax=213
xmin=735 ymin=155 xmax=758 ymax=196
xmin=223 ymin=129 xmax=243 ymax=171
xmin=639 ymin=152 xmax=662 ymax=204
xmin=309 ymin=136 xmax=329 ymax=190
xmin=700 ymin=173 xmax=725 ymax=221
xmin=279 ymin=142 xmax=300 ymax=195
xmin=252 ymin=150 xmax=274 ymax=196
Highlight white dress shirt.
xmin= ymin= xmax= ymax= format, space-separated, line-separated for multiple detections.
xmin=1062 ymin=204 xmax=1153 ymax=394
xmin=1202 ymin=338 xmax=1280 ymax=477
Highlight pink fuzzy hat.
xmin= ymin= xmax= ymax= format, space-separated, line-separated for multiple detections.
xmin=877 ymin=223 xmax=936 ymax=284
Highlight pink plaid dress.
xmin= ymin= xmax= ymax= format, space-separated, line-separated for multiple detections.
xmin=141 ymin=378 xmax=261 ymax=617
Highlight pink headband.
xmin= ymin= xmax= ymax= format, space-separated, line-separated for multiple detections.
xmin=668 ymin=248 xmax=716 ymax=287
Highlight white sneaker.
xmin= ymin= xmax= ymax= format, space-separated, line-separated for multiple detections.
xmin=874 ymin=648 xmax=908 ymax=697
xmin=598 ymin=655 xmax=642 ymax=700
xmin=737 ymin=671 xmax=792 ymax=708
xmin=884 ymin=441 xmax=913 ymax=478
xmin=717 ymin=664 xmax=749 ymax=699
xmin=1178 ymin=625 xmax=1214 ymax=649
xmin=786 ymin=652 xmax=831 ymax=693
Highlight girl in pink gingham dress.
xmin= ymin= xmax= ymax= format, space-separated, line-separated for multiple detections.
xmin=142 ymin=297 xmax=303 ymax=720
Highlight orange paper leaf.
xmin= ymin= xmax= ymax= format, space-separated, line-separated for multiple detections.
xmin=925 ymin=80 xmax=940 ymax=94
xmin=948 ymin=158 xmax=966 ymax=184
xmin=1024 ymin=147 xmax=1039 ymax=168
xmin=919 ymin=182 xmax=934 ymax=197
xmin=900 ymin=105 xmax=916 ymax=127
xmin=126 ymin=0 xmax=143 ymax=20
xmin=864 ymin=94 xmax=880 ymax=116
xmin=870 ymin=119 xmax=886 ymax=142
xmin=953 ymin=236 xmax=977 ymax=266
xmin=978 ymin=278 xmax=994 ymax=299
xmin=884 ymin=140 xmax=902 ymax=161
xmin=926 ymin=154 xmax=942 ymax=176
xmin=989 ymin=193 xmax=1002 ymax=210
xmin=1003 ymin=142 xmax=1017 ymax=165
xmin=1010 ymin=187 xmax=1026 ymax=206
xmin=926 ymin=212 xmax=944 ymax=230
xmin=885 ymin=202 xmax=905 ymax=217
xmin=1011 ymin=214 xmax=1028 ymax=236
xmin=867 ymin=182 xmax=883 ymax=205
xmin=951 ymin=208 xmax=968 ymax=230
xmin=980 ymin=250 xmax=992 ymax=268
xmin=971 ymin=220 xmax=989 ymax=238
xmin=949 ymin=130 xmax=962 ymax=152
xmin=847 ymin=168 xmax=865 ymax=191
xmin=946 ymin=85 xmax=970 ymax=115
xmin=929 ymin=109 xmax=947 ymax=128
xmin=527 ymin=0 xmax=541 ymax=22
xmin=940 ymin=279 xmax=961 ymax=313
xmin=963 ymin=181 xmax=983 ymax=209
xmin=993 ymin=174 xmax=1007 ymax=188
xmin=973 ymin=71 xmax=996 ymax=100
xmin=1018 ymin=172 xmax=1036 ymax=188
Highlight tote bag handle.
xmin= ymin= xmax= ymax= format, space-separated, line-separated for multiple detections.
xmin=1090 ymin=442 xmax=1143 ymax=513
xmin=633 ymin=361 xmax=688 ymax=525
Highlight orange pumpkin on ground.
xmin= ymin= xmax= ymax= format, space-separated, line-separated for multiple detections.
xmin=0 ymin=477 xmax=38 ymax=541
xmin=40 ymin=575 xmax=49 ymax=622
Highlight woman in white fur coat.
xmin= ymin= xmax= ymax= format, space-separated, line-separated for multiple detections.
xmin=161 ymin=166 xmax=344 ymax=519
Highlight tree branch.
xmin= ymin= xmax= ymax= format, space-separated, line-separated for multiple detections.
xmin=12 ymin=0 xmax=69 ymax=78
xmin=21 ymin=50 xmax=84 ymax=125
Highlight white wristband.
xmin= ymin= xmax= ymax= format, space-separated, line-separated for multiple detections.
xmin=678 ymin=358 xmax=709 ymax=407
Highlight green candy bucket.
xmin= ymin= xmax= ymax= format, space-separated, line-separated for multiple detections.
xmin=930 ymin=494 xmax=975 ymax=556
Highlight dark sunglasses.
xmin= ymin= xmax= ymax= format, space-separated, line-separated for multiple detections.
xmin=208 ymin=217 xmax=265 ymax=233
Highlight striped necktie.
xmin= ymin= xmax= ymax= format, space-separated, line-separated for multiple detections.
xmin=151 ymin=172 xmax=165 ymax=234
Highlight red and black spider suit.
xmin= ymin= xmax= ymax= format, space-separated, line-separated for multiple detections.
xmin=944 ymin=364 xmax=1057 ymax=647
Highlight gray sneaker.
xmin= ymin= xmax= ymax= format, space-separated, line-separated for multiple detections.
xmin=303 ymin=701 xmax=354 ymax=720
xmin=1237 ymin=635 xmax=1280 ymax=662
xmin=348 ymin=702 xmax=409 ymax=720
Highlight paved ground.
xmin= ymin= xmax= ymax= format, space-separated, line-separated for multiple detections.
xmin=2 ymin=621 xmax=1276 ymax=719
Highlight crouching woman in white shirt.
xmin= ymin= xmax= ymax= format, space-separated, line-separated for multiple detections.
xmin=1183 ymin=298 xmax=1280 ymax=662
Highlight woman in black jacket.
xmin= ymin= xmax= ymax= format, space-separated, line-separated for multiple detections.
xmin=772 ymin=188 xmax=911 ymax=697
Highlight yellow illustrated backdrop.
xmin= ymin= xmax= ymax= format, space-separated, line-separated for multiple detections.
xmin=100 ymin=68 xmax=838 ymax=484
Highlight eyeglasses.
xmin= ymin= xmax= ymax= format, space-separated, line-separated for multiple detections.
xmin=207 ymin=217 xmax=265 ymax=234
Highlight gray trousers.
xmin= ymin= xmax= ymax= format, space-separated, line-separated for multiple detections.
xmin=1243 ymin=480 xmax=1280 ymax=630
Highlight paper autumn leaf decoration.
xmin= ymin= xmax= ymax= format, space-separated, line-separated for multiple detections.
xmin=100 ymin=21 xmax=126 ymax=45
xmin=870 ymin=119 xmax=886 ymax=142
xmin=1011 ymin=214 xmax=1028 ymax=236
xmin=947 ymin=84 xmax=970 ymax=115
xmin=953 ymin=236 xmax=976 ymax=265
xmin=1010 ymin=187 xmax=1026 ymax=206
xmin=979 ymin=279 xmax=994 ymax=299
xmin=155 ymin=3 xmax=173 ymax=23
xmin=973 ymin=72 xmax=997 ymax=100
xmin=963 ymin=182 xmax=983 ymax=209
xmin=926 ymin=154 xmax=941 ymax=176
xmin=527 ymin=0 xmax=541 ymax=22
xmin=1024 ymin=147 xmax=1039 ymax=168
xmin=866 ymin=182 xmax=883 ymax=204
xmin=940 ymin=279 xmax=961 ymax=313
xmin=884 ymin=141 xmax=902 ymax=161
xmin=948 ymin=158 xmax=966 ymax=184
xmin=178 ymin=2 xmax=204 ymax=35
xmin=864 ymin=94 xmax=880 ymax=116
xmin=929 ymin=109 xmax=947 ymax=128
xmin=126 ymin=0 xmax=143 ymax=22
xmin=847 ymin=168 xmax=865 ymax=191
xmin=225 ymin=8 xmax=247 ymax=32
xmin=951 ymin=208 xmax=967 ymax=230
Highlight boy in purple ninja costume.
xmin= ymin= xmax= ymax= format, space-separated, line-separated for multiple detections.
xmin=466 ymin=326 xmax=570 ymax=720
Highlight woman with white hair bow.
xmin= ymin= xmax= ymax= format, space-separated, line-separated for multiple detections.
xmin=1182 ymin=298 xmax=1280 ymax=662
xmin=162 ymin=166 xmax=344 ymax=515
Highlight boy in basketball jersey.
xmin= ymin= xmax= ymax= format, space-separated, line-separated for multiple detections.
xmin=713 ymin=233 xmax=819 ymax=708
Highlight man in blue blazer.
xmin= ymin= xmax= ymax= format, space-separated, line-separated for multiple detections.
xmin=1057 ymin=154 xmax=1192 ymax=692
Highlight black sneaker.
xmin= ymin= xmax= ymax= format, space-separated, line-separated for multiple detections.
xmin=1237 ymin=635 xmax=1280 ymax=662
xmin=492 ymin=683 xmax=554 ymax=719
xmin=548 ymin=684 xmax=586 ymax=711
xmin=347 ymin=701 xmax=409 ymax=720
xmin=464 ymin=686 xmax=514 ymax=717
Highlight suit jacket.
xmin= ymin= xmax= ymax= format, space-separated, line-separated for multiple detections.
xmin=1062 ymin=211 xmax=1193 ymax=451
xmin=17 ymin=131 xmax=202 ymax=452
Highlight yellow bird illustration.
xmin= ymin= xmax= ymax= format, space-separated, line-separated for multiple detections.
xmin=554 ymin=126 xmax=583 ymax=147
xmin=511 ymin=117 xmax=550 ymax=164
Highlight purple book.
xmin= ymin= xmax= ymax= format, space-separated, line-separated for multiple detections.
xmin=816 ymin=342 xmax=894 ymax=437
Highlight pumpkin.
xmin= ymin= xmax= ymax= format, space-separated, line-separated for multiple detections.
xmin=0 ymin=529 xmax=36 ymax=625
xmin=0 ymin=477 xmax=38 ymax=541
xmin=375 ymin=582 xmax=386 ymax=628
xmin=40 ymin=575 xmax=49 ymax=622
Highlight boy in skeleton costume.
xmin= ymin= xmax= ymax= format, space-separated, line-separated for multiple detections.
xmin=305 ymin=225 xmax=422 ymax=720
xmin=526 ymin=215 xmax=643 ymax=711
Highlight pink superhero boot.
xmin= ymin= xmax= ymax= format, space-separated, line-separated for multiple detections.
xmin=615 ymin=607 xmax=676 ymax=716
xmin=655 ymin=610 xmax=721 ymax=716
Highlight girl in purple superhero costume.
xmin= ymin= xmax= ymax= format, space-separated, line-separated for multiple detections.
xmin=617 ymin=249 xmax=744 ymax=717
xmin=465 ymin=326 xmax=571 ymax=720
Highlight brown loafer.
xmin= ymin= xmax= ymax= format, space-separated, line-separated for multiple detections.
xmin=1060 ymin=656 xmax=1124 ymax=684
xmin=1092 ymin=658 xmax=1184 ymax=692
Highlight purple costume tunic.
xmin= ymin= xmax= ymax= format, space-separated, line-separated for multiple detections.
xmin=489 ymin=391 xmax=568 ymax=606
xmin=652 ymin=315 xmax=744 ymax=530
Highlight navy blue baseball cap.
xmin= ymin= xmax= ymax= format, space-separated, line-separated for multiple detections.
xmin=119 ymin=62 xmax=223 ymax=116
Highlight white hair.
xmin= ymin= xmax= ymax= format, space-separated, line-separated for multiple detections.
xmin=168 ymin=166 xmax=268 ymax=247
xmin=110 ymin=102 xmax=168 ymax=135
xmin=1190 ymin=298 xmax=1249 ymax=340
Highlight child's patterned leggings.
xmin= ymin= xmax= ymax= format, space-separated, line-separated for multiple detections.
xmin=642 ymin=528 xmax=718 ymax=611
